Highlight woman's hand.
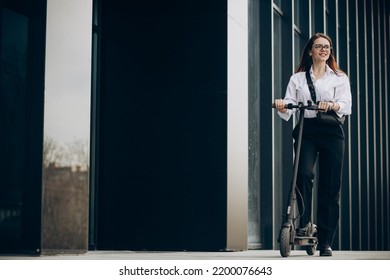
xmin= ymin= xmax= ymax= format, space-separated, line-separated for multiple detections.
xmin=274 ymin=99 xmax=287 ymax=113
xmin=317 ymin=101 xmax=334 ymax=112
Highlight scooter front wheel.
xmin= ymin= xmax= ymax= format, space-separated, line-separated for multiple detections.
xmin=279 ymin=227 xmax=292 ymax=257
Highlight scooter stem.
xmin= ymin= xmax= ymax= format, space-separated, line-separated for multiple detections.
xmin=286 ymin=103 xmax=305 ymax=223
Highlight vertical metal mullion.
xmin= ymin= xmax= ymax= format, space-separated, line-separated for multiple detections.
xmin=354 ymin=0 xmax=362 ymax=250
xmin=355 ymin=0 xmax=362 ymax=251
xmin=336 ymin=0 xmax=339 ymax=58
xmin=345 ymin=0 xmax=354 ymax=250
xmin=270 ymin=0 xmax=276 ymax=250
xmin=363 ymin=0 xmax=371 ymax=250
xmin=368 ymin=0 xmax=377 ymax=251
xmin=271 ymin=1 xmax=277 ymax=250
xmin=344 ymin=0 xmax=353 ymax=249
xmin=379 ymin=0 xmax=385 ymax=249
xmin=376 ymin=0 xmax=383 ymax=250
xmin=384 ymin=0 xmax=390 ymax=250
xmin=309 ymin=0 xmax=312 ymax=35
xmin=89 ymin=0 xmax=102 ymax=250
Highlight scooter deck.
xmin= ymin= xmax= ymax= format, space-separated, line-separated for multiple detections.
xmin=294 ymin=236 xmax=317 ymax=246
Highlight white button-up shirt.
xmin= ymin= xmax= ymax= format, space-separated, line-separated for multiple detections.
xmin=278 ymin=65 xmax=352 ymax=121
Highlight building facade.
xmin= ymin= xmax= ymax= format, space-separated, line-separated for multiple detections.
xmin=0 ymin=0 xmax=389 ymax=254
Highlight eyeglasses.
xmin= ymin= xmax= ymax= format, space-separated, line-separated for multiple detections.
xmin=313 ymin=44 xmax=332 ymax=51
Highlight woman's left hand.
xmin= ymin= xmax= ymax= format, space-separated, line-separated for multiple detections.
xmin=317 ymin=101 xmax=333 ymax=112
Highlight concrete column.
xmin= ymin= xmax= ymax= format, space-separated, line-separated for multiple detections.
xmin=227 ymin=0 xmax=249 ymax=250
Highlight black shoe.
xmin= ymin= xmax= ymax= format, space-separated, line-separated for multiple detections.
xmin=319 ymin=244 xmax=332 ymax=257
xmin=296 ymin=223 xmax=312 ymax=237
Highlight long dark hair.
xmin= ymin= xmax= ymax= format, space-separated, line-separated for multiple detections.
xmin=295 ymin=33 xmax=342 ymax=75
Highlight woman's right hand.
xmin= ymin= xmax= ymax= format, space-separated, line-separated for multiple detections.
xmin=274 ymin=99 xmax=287 ymax=113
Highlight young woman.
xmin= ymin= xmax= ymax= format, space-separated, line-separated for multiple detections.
xmin=274 ymin=33 xmax=352 ymax=256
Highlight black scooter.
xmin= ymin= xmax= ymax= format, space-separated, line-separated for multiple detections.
xmin=273 ymin=101 xmax=320 ymax=257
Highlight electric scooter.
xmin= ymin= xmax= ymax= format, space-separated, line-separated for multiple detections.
xmin=273 ymin=101 xmax=320 ymax=257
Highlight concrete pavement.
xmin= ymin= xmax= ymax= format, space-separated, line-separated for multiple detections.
xmin=1 ymin=249 xmax=390 ymax=260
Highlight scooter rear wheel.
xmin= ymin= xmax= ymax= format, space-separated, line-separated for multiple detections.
xmin=306 ymin=244 xmax=317 ymax=255
xmin=279 ymin=227 xmax=292 ymax=257
xmin=305 ymin=226 xmax=317 ymax=255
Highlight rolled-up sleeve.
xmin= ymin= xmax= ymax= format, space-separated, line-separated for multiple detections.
xmin=334 ymin=74 xmax=352 ymax=117
xmin=278 ymin=77 xmax=297 ymax=121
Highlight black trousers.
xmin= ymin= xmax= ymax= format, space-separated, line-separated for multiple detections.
xmin=293 ymin=118 xmax=345 ymax=247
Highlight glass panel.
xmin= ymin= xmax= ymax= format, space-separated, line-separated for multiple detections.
xmin=273 ymin=13 xmax=282 ymax=98
xmin=0 ymin=8 xmax=29 ymax=243
xmin=294 ymin=0 xmax=300 ymax=26
xmin=273 ymin=0 xmax=283 ymax=9
xmin=311 ymin=0 xmax=316 ymax=34
xmin=326 ymin=12 xmax=330 ymax=35
xmin=294 ymin=31 xmax=302 ymax=67
xmin=273 ymin=11 xmax=283 ymax=217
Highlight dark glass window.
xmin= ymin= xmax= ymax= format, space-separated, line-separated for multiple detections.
xmin=0 ymin=0 xmax=45 ymax=254
xmin=0 ymin=7 xmax=29 ymax=245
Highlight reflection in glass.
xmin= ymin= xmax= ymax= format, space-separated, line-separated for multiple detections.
xmin=42 ymin=136 xmax=89 ymax=249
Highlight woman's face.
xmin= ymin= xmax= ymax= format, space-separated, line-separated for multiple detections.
xmin=309 ymin=37 xmax=331 ymax=63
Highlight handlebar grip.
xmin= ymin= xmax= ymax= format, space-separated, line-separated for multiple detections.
xmin=272 ymin=103 xmax=290 ymax=109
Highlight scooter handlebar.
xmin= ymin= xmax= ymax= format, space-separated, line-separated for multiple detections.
xmin=272 ymin=102 xmax=323 ymax=110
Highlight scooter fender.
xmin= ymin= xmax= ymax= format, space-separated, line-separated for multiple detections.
xmin=280 ymin=223 xmax=295 ymax=243
xmin=282 ymin=222 xmax=292 ymax=228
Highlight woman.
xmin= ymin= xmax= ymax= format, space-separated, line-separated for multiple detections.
xmin=274 ymin=33 xmax=352 ymax=256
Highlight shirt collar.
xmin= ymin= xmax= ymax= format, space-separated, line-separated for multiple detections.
xmin=310 ymin=64 xmax=335 ymax=76
xmin=325 ymin=64 xmax=335 ymax=75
